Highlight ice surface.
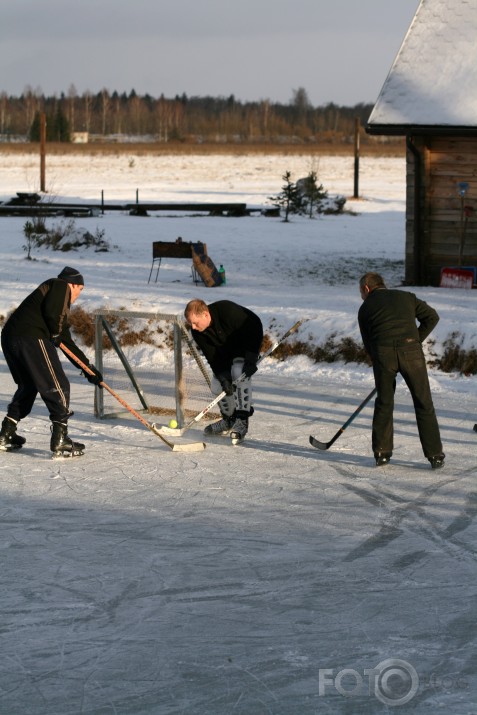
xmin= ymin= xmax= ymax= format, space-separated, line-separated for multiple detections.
xmin=0 ymin=152 xmax=476 ymax=713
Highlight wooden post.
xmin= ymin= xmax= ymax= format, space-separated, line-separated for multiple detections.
xmin=40 ymin=112 xmax=46 ymax=192
xmin=353 ymin=117 xmax=360 ymax=199
xmin=173 ymin=322 xmax=185 ymax=426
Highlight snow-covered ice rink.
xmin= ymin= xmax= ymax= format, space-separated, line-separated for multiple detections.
xmin=1 ymin=367 xmax=476 ymax=714
xmin=0 ymin=150 xmax=476 ymax=713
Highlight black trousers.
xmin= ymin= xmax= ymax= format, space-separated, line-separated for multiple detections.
xmin=372 ymin=342 xmax=443 ymax=459
xmin=1 ymin=334 xmax=71 ymax=423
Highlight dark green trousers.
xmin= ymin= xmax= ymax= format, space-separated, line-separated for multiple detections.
xmin=372 ymin=342 xmax=443 ymax=459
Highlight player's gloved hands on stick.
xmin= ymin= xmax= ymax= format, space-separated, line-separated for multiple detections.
xmin=217 ymin=372 xmax=234 ymax=396
xmin=51 ymin=334 xmax=61 ymax=347
xmin=83 ymin=364 xmax=103 ymax=387
xmin=243 ymin=351 xmax=259 ymax=377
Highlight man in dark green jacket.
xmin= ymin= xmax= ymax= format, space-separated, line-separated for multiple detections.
xmin=0 ymin=266 xmax=102 ymax=457
xmin=184 ymin=298 xmax=263 ymax=445
xmin=358 ymin=272 xmax=445 ymax=469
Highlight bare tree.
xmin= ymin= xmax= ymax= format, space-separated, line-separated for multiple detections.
xmin=82 ymin=91 xmax=93 ymax=133
xmin=155 ymin=95 xmax=169 ymax=141
xmin=23 ymin=85 xmax=42 ymax=135
xmin=112 ymin=93 xmax=122 ymax=134
xmin=129 ymin=91 xmax=144 ymax=135
xmin=67 ymin=84 xmax=77 ymax=133
xmin=260 ymin=100 xmax=270 ymax=138
xmin=101 ymin=88 xmax=110 ymax=135
xmin=0 ymin=92 xmax=9 ymax=134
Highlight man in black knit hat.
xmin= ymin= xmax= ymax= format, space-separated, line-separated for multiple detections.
xmin=0 ymin=266 xmax=102 ymax=457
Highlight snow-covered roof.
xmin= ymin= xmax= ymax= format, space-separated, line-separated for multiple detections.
xmin=367 ymin=0 xmax=477 ymax=134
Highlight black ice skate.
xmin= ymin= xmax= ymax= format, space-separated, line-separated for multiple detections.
xmin=0 ymin=416 xmax=26 ymax=451
xmin=230 ymin=412 xmax=249 ymax=445
xmin=375 ymin=452 xmax=392 ymax=467
xmin=50 ymin=422 xmax=85 ymax=458
xmin=204 ymin=413 xmax=235 ymax=436
xmin=429 ymin=454 xmax=445 ymax=470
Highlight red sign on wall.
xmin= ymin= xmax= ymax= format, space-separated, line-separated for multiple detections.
xmin=440 ymin=267 xmax=475 ymax=289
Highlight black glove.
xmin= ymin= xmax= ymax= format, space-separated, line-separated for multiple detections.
xmin=51 ymin=334 xmax=61 ymax=347
xmin=243 ymin=351 xmax=259 ymax=378
xmin=217 ymin=372 xmax=233 ymax=396
xmin=83 ymin=364 xmax=103 ymax=387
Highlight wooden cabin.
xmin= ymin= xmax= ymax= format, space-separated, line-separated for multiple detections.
xmin=366 ymin=0 xmax=477 ymax=287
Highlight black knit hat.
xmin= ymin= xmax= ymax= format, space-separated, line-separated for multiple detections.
xmin=57 ymin=266 xmax=84 ymax=285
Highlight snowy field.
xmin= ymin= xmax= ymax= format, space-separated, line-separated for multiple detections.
xmin=0 ymin=151 xmax=476 ymax=714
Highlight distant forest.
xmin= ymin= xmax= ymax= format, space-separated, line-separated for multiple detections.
xmin=0 ymin=86 xmax=393 ymax=145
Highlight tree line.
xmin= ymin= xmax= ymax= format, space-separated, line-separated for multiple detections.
xmin=0 ymin=86 xmax=382 ymax=144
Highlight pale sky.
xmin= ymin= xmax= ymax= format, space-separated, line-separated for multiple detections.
xmin=0 ymin=0 xmax=420 ymax=106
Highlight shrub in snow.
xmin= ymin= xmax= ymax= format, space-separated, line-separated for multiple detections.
xmin=296 ymin=172 xmax=327 ymax=217
xmin=22 ymin=218 xmax=112 ymax=254
xmin=269 ymin=170 xmax=346 ymax=220
xmin=319 ymin=194 xmax=347 ymax=214
xmin=23 ymin=217 xmax=48 ymax=259
xmin=268 ymin=171 xmax=303 ymax=222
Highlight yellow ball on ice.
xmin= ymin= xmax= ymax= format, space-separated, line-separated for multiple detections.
xmin=168 ymin=419 xmax=178 ymax=429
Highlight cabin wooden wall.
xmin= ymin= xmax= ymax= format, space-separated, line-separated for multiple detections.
xmin=406 ymin=136 xmax=477 ymax=286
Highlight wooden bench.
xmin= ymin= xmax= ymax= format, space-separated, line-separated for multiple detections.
xmin=127 ymin=202 xmax=247 ymax=216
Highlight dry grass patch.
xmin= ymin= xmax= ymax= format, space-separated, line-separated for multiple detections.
xmin=0 ymin=140 xmax=405 ymax=159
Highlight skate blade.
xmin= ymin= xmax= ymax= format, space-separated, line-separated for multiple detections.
xmin=204 ymin=430 xmax=232 ymax=437
xmin=52 ymin=449 xmax=85 ymax=459
xmin=230 ymin=436 xmax=245 ymax=446
xmin=0 ymin=444 xmax=22 ymax=452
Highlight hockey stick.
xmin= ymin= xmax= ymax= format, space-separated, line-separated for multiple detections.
xmin=59 ymin=343 xmax=205 ymax=452
xmin=309 ymin=386 xmax=377 ymax=450
xmin=157 ymin=318 xmax=308 ymax=437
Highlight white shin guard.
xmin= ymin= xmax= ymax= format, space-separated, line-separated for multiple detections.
xmin=219 ymin=394 xmax=235 ymax=417
xmin=231 ymin=358 xmax=252 ymax=413
xmin=212 ymin=358 xmax=253 ymax=416
xmin=211 ymin=375 xmax=236 ymax=417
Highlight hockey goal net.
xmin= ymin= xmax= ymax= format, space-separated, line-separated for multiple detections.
xmin=93 ymin=310 xmax=217 ymax=426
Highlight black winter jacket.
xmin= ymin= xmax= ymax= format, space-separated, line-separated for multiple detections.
xmin=191 ymin=300 xmax=263 ymax=375
xmin=2 ymin=278 xmax=90 ymax=368
xmin=358 ymin=288 xmax=439 ymax=358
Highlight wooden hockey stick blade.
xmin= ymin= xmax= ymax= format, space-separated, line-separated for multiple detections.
xmin=60 ymin=343 xmax=205 ymax=452
xmin=309 ymin=387 xmax=377 ymax=451
xmin=149 ymin=423 xmax=205 ymax=451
